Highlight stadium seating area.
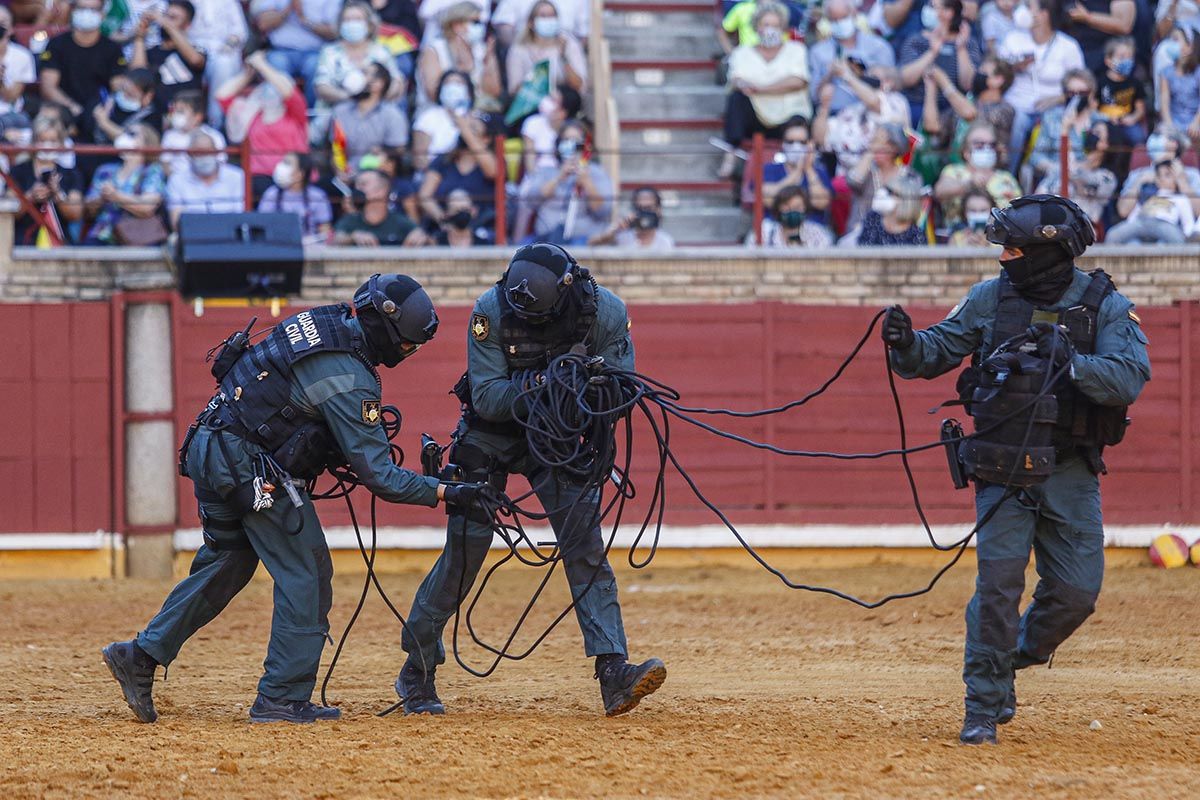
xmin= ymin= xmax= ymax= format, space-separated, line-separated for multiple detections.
xmin=0 ymin=0 xmax=1190 ymax=248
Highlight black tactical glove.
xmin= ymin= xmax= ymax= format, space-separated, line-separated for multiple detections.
xmin=881 ymin=305 xmax=915 ymax=350
xmin=1027 ymin=321 xmax=1076 ymax=369
xmin=442 ymin=482 xmax=492 ymax=510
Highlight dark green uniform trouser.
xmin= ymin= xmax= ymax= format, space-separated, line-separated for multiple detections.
xmin=402 ymin=425 xmax=628 ymax=668
xmin=136 ymin=428 xmax=334 ymax=702
xmin=964 ymin=455 xmax=1104 ymax=718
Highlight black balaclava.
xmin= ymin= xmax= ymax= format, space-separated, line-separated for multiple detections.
xmin=1001 ymin=243 xmax=1075 ymax=306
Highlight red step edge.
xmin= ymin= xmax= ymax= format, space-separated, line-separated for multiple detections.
xmin=612 ymin=59 xmax=716 ymax=70
xmin=620 ymin=180 xmax=731 ymax=192
xmin=621 ymin=118 xmax=723 ymax=130
xmin=606 ymin=2 xmax=715 ymax=12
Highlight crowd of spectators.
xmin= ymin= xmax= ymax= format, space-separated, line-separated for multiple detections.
xmin=3 ymin=0 xmax=1198 ymax=249
xmin=0 ymin=0 xmax=636 ymax=249
xmin=723 ymin=0 xmax=1200 ymax=247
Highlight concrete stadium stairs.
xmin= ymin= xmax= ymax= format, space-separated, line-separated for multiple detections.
xmin=605 ymin=0 xmax=749 ymax=245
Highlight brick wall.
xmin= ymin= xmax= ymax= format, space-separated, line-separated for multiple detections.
xmin=2 ymin=245 xmax=1198 ymax=307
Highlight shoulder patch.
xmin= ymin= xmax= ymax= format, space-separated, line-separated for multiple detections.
xmin=471 ymin=313 xmax=490 ymax=341
xmin=1128 ymin=310 xmax=1142 ymax=325
xmin=946 ymin=297 xmax=968 ymax=320
xmin=361 ymin=399 xmax=381 ymax=425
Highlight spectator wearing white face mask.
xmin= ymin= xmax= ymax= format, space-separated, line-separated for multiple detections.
xmin=948 ymin=187 xmax=999 ymax=246
xmin=84 ymin=123 xmax=167 ymax=245
xmin=850 ymin=169 xmax=926 ymax=246
xmin=506 ymin=0 xmax=587 ymax=96
xmin=808 ymin=0 xmax=894 ymax=116
xmin=412 ymin=70 xmax=481 ymax=170
xmin=521 ymin=83 xmax=582 ymax=174
xmin=417 ymin=2 xmax=502 ymax=112
xmin=165 ymin=127 xmax=245 ymax=227
xmin=934 ymin=120 xmax=1019 ymax=226
xmin=257 ymin=151 xmax=333 ymax=240
xmin=718 ymin=2 xmax=810 ymax=178
xmin=311 ymin=2 xmax=403 ymax=144
xmin=760 ymin=116 xmax=832 ymax=224
xmin=216 ymin=49 xmax=309 ymax=187
xmin=160 ymin=90 xmax=224 ymax=176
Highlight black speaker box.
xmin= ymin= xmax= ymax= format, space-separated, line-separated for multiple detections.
xmin=176 ymin=212 xmax=304 ymax=297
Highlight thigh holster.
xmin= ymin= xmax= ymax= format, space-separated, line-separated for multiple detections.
xmin=198 ymin=508 xmax=253 ymax=552
xmin=446 ymin=440 xmax=509 ymax=524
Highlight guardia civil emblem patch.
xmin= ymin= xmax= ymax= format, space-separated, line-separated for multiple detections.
xmin=362 ymin=400 xmax=381 ymax=425
xmin=471 ymin=313 xmax=490 ymax=341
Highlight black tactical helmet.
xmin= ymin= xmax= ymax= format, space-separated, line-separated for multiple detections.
xmin=353 ymin=273 xmax=439 ymax=367
xmin=501 ymin=243 xmax=581 ymax=322
xmin=984 ymin=194 xmax=1095 ymax=258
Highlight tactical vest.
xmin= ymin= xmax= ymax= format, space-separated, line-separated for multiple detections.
xmin=207 ymin=304 xmax=377 ymax=475
xmin=496 ymin=277 xmax=599 ymax=372
xmin=965 ymin=269 xmax=1129 ymax=468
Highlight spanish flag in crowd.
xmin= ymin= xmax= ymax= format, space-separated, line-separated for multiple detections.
xmin=377 ymin=24 xmax=418 ymax=56
xmin=331 ymin=119 xmax=348 ymax=173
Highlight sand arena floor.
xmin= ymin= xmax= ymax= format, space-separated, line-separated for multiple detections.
xmin=1 ymin=552 xmax=1197 ymax=799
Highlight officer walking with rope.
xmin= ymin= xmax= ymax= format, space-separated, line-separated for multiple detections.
xmin=102 ymin=274 xmax=489 ymax=724
xmin=881 ymin=195 xmax=1151 ymax=745
xmin=396 ymin=243 xmax=666 ymax=717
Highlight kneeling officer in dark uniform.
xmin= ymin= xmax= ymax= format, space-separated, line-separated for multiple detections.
xmin=881 ymin=195 xmax=1150 ymax=745
xmin=103 ymin=274 xmax=489 ymax=724
xmin=397 ymin=243 xmax=666 ymax=717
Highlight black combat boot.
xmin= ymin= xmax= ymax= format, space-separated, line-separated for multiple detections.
xmin=101 ymin=641 xmax=158 ymax=723
xmin=249 ymin=694 xmax=341 ymax=723
xmin=395 ymin=660 xmax=445 ymax=715
xmin=960 ymin=712 xmax=998 ymax=745
xmin=997 ymin=686 xmax=1017 ymax=725
xmin=595 ymin=655 xmax=667 ymax=717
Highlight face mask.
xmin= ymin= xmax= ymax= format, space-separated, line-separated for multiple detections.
xmin=467 ymin=21 xmax=486 ymax=44
xmin=256 ymin=83 xmax=283 ymax=109
xmin=114 ymin=92 xmax=141 ymax=113
xmin=558 ymin=138 xmax=580 ymax=159
xmin=446 ymin=209 xmax=473 ymax=229
xmin=829 ymin=16 xmax=856 ymax=40
xmin=780 ymin=210 xmax=806 ymax=228
xmin=169 ymin=111 xmax=191 ymax=130
xmin=781 ymin=141 xmax=810 ymax=163
xmin=1112 ymin=58 xmax=1134 ymax=77
xmin=921 ymin=4 xmax=939 ymax=30
xmin=872 ymin=188 xmax=898 ymax=215
xmin=533 ymin=17 xmax=559 ymax=38
xmin=340 ymin=19 xmax=369 ymax=43
xmin=10 ymin=128 xmax=31 ymax=147
xmin=36 ymin=146 xmax=58 ymax=162
xmin=114 ymin=132 xmax=138 ymax=151
xmin=1012 ymin=3 xmax=1032 ymax=29
xmin=538 ymin=95 xmax=558 ymax=117
xmin=759 ymin=26 xmax=783 ymax=47
xmin=72 ymin=8 xmax=101 ymax=31
xmin=439 ymin=83 xmax=470 ymax=111
xmin=969 ymin=146 xmax=997 ymax=170
xmin=191 ymin=154 xmax=219 ymax=177
xmin=1163 ymin=39 xmax=1183 ymax=63
xmin=272 ymin=161 xmax=295 ymax=188
xmin=966 ymin=211 xmax=991 ymax=229
xmin=1147 ymin=134 xmax=1171 ymax=164
xmin=350 ymin=188 xmax=368 ymax=210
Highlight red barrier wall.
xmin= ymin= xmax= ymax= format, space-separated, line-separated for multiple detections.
xmin=0 ymin=298 xmax=1185 ymax=534
xmin=0 ymin=303 xmax=114 ymax=533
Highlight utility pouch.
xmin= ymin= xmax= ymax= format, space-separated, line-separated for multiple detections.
xmin=941 ymin=419 xmax=969 ymax=489
xmin=272 ymin=422 xmax=336 ymax=481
